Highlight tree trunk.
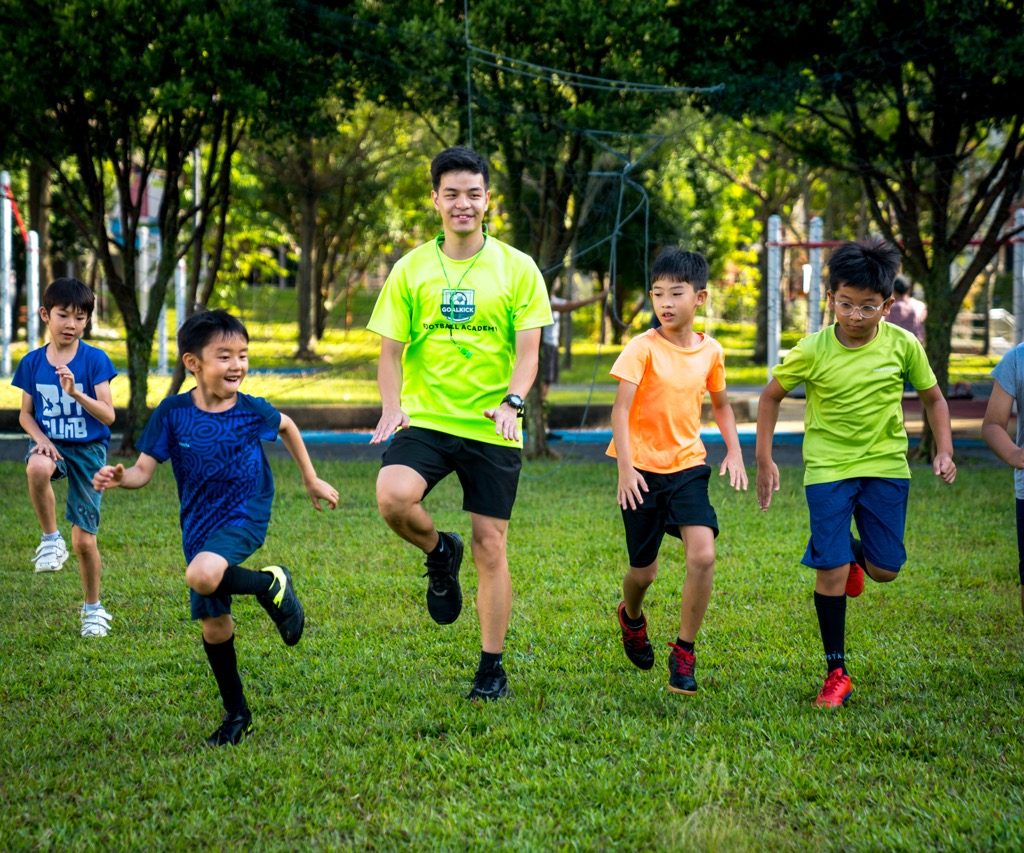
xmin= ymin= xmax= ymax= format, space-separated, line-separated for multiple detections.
xmin=915 ymin=267 xmax=956 ymax=461
xmin=295 ymin=188 xmax=318 ymax=359
xmin=27 ymin=161 xmax=51 ymax=283
xmin=121 ymin=326 xmax=154 ymax=456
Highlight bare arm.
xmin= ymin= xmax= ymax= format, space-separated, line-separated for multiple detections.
xmin=755 ymin=378 xmax=788 ymax=510
xmin=709 ymin=388 xmax=748 ymax=491
xmin=58 ymin=366 xmax=115 ymax=426
xmin=485 ymin=327 xmax=542 ymax=442
xmin=982 ymin=384 xmax=1024 ymax=469
xmin=278 ymin=413 xmax=338 ymax=511
xmin=918 ymin=384 xmax=957 ymax=483
xmin=19 ymin=391 xmax=62 ymax=461
xmin=611 ymin=380 xmax=648 ymax=510
xmin=551 ymin=287 xmax=609 ymax=313
xmin=370 ymin=336 xmax=409 ymax=445
xmin=92 ymin=453 xmax=158 ymax=492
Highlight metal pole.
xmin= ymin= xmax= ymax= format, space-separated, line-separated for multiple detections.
xmin=27 ymin=231 xmax=39 ymax=348
xmin=1014 ymin=209 xmax=1024 ymax=346
xmin=808 ymin=216 xmax=823 ymax=335
xmin=175 ymin=257 xmax=186 ymax=330
xmin=138 ymin=226 xmax=150 ymax=320
xmin=767 ymin=215 xmax=781 ymax=375
xmin=1 ymin=170 xmax=12 ymax=375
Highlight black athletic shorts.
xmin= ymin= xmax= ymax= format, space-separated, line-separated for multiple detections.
xmin=381 ymin=426 xmax=522 ymax=520
xmin=620 ymin=464 xmax=718 ymax=568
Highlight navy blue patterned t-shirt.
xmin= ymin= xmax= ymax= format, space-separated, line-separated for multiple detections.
xmin=138 ymin=391 xmax=282 ymax=561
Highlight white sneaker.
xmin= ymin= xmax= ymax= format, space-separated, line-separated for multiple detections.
xmin=80 ymin=605 xmax=112 ymax=638
xmin=33 ymin=536 xmax=69 ymax=573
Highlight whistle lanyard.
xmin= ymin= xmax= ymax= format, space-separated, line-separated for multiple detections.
xmin=435 ymin=234 xmax=486 ymax=359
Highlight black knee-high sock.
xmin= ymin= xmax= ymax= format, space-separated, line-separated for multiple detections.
xmin=203 ymin=635 xmax=247 ymax=715
xmin=216 ymin=565 xmax=273 ymax=596
xmin=813 ymin=592 xmax=847 ymax=675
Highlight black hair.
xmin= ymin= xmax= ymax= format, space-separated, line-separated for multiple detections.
xmin=893 ymin=274 xmax=910 ymax=296
xmin=43 ymin=278 xmax=94 ymax=315
xmin=827 ymin=237 xmax=901 ymax=297
xmin=650 ymin=247 xmax=710 ymax=291
xmin=430 ymin=146 xmax=489 ymax=190
xmin=177 ymin=309 xmax=248 ymax=364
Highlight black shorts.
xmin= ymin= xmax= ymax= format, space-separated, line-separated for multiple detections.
xmin=541 ymin=343 xmax=560 ymax=385
xmin=381 ymin=426 xmax=522 ymax=520
xmin=620 ymin=464 xmax=719 ymax=568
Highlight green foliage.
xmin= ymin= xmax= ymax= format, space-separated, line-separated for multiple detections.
xmin=1 ymin=458 xmax=1022 ymax=848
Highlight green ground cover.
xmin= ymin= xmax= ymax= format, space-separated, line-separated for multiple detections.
xmin=2 ymin=458 xmax=1021 ymax=849
xmin=0 ymin=317 xmax=999 ymax=411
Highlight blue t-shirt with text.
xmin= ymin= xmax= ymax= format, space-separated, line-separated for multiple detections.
xmin=138 ymin=391 xmax=282 ymax=562
xmin=12 ymin=341 xmax=117 ymax=445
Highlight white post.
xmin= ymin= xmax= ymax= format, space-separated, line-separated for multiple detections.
xmin=767 ymin=215 xmax=782 ymax=375
xmin=138 ymin=226 xmax=150 ymax=319
xmin=175 ymin=256 xmax=187 ymax=330
xmin=27 ymin=231 xmax=40 ymax=348
xmin=1 ymin=170 xmax=12 ymax=375
xmin=1014 ymin=209 xmax=1024 ymax=346
xmin=158 ymin=305 xmax=168 ymax=375
xmin=808 ymin=216 xmax=823 ymax=335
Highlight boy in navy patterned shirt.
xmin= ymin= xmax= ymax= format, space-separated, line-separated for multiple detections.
xmin=13 ymin=278 xmax=117 ymax=637
xmin=93 ymin=309 xmax=338 ymax=746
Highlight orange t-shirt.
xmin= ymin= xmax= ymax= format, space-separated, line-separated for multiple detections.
xmin=605 ymin=328 xmax=726 ymax=474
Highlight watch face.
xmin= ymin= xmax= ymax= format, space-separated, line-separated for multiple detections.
xmin=506 ymin=394 xmax=524 ymax=409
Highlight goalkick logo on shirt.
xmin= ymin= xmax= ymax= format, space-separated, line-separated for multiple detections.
xmin=441 ymin=289 xmax=476 ymax=323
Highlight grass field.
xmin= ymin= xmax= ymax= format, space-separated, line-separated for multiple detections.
xmin=2 ymin=456 xmax=1022 ymax=849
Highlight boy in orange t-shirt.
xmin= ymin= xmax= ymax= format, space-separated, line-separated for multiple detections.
xmin=608 ymin=248 xmax=747 ymax=694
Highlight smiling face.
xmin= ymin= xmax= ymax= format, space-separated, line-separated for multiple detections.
xmin=828 ymin=283 xmax=893 ymax=346
xmin=184 ymin=332 xmax=249 ymax=401
xmin=650 ymin=277 xmax=707 ymax=332
xmin=42 ymin=303 xmax=89 ymax=349
xmin=431 ymin=170 xmax=490 ymax=239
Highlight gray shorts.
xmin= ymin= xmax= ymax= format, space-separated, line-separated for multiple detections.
xmin=26 ymin=440 xmax=107 ymax=535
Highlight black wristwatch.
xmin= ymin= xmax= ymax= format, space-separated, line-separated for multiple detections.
xmin=501 ymin=393 xmax=526 ymax=416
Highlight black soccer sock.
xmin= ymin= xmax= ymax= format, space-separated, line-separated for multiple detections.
xmin=675 ymin=637 xmax=695 ymax=653
xmin=479 ymin=650 xmax=503 ymax=673
xmin=216 ymin=565 xmax=274 ymax=596
xmin=623 ymin=609 xmax=645 ymax=629
xmin=814 ymin=591 xmax=847 ymax=674
xmin=428 ymin=533 xmax=448 ymax=559
xmin=850 ymin=536 xmax=866 ymax=569
xmin=203 ymin=635 xmax=248 ymax=715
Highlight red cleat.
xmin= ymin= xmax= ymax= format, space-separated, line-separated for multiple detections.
xmin=845 ymin=560 xmax=865 ymax=598
xmin=815 ymin=669 xmax=853 ymax=707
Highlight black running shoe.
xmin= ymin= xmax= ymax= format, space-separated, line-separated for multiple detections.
xmin=206 ymin=708 xmax=253 ymax=747
xmin=423 ymin=532 xmax=463 ymax=625
xmin=257 ymin=565 xmax=305 ymax=646
xmin=467 ymin=667 xmax=511 ymax=701
xmin=667 ymin=642 xmax=698 ymax=695
xmin=617 ymin=601 xmax=655 ymax=670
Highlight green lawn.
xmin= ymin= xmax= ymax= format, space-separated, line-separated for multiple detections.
xmin=2 ymin=458 xmax=1022 ymax=849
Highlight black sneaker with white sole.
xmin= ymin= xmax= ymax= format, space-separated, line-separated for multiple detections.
xmin=256 ymin=565 xmax=305 ymax=646
xmin=423 ymin=532 xmax=463 ymax=624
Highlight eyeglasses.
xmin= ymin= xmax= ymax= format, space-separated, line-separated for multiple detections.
xmin=832 ymin=300 xmax=882 ymax=318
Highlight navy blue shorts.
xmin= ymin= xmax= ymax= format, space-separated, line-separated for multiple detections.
xmin=620 ymin=465 xmax=719 ymax=568
xmin=188 ymin=525 xmax=264 ymax=620
xmin=381 ymin=426 xmax=522 ymax=520
xmin=27 ymin=440 xmax=106 ymax=535
xmin=802 ymin=477 xmax=910 ymax=572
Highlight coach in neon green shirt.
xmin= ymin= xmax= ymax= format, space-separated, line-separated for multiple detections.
xmin=368 ymin=145 xmax=552 ymax=701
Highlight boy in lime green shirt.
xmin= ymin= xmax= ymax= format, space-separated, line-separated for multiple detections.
xmin=756 ymin=237 xmax=956 ymax=708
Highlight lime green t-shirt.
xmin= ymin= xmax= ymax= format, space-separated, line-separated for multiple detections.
xmin=771 ymin=321 xmax=937 ymax=485
xmin=367 ymin=235 xmax=552 ymax=447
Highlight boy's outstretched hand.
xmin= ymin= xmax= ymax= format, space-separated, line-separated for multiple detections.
xmin=933 ymin=452 xmax=957 ymax=484
xmin=719 ymin=450 xmax=748 ymax=491
xmin=306 ymin=477 xmax=339 ymax=511
xmin=756 ymin=461 xmax=780 ymax=511
xmin=92 ymin=463 xmax=125 ymax=493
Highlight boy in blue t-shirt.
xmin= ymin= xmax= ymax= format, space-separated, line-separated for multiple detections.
xmin=982 ymin=343 xmax=1024 ymax=615
xmin=13 ymin=278 xmax=117 ymax=638
xmin=93 ymin=310 xmax=338 ymax=747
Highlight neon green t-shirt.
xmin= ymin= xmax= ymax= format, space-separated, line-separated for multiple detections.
xmin=367 ymin=235 xmax=552 ymax=447
xmin=771 ymin=321 xmax=937 ymax=485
